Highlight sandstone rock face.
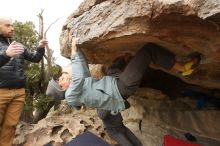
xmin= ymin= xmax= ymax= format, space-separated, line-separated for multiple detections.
xmin=60 ymin=0 xmax=220 ymax=89
xmin=14 ymin=90 xmax=220 ymax=146
xmin=14 ymin=101 xmax=117 ymax=146
xmin=28 ymin=1 xmax=220 ymax=145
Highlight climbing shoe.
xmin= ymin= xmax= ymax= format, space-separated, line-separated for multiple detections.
xmin=181 ymin=52 xmax=202 ymax=76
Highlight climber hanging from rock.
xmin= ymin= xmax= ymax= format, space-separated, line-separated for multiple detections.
xmin=46 ymin=36 xmax=201 ymax=113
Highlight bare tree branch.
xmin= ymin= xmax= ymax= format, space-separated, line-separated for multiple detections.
xmin=44 ymin=54 xmax=48 ymax=60
xmin=44 ymin=17 xmax=61 ymax=38
xmin=37 ymin=9 xmax=44 ymax=39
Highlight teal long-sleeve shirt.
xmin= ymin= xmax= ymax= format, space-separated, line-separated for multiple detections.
xmin=65 ymin=50 xmax=125 ymax=112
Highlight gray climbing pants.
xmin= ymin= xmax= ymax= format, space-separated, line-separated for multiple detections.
xmin=117 ymin=43 xmax=176 ymax=99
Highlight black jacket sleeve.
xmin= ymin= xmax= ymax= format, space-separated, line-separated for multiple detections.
xmin=24 ymin=47 xmax=45 ymax=63
xmin=0 ymin=50 xmax=11 ymax=67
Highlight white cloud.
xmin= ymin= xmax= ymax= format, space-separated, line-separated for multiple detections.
xmin=0 ymin=0 xmax=83 ymax=66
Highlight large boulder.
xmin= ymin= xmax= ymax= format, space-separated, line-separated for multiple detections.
xmin=60 ymin=0 xmax=220 ymax=89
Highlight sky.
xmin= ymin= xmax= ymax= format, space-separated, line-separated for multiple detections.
xmin=0 ymin=0 xmax=84 ymax=66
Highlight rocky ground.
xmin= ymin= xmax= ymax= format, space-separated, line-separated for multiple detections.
xmin=14 ymin=88 xmax=220 ymax=146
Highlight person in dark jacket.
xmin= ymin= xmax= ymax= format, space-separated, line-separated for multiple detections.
xmin=0 ymin=16 xmax=48 ymax=146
